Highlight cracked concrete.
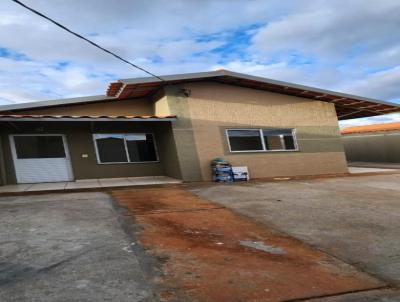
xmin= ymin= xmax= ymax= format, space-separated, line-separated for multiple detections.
xmin=0 ymin=192 xmax=154 ymax=302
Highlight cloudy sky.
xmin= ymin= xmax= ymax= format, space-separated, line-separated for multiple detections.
xmin=1 ymin=0 xmax=399 ymax=127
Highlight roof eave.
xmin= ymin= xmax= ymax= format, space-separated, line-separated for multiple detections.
xmin=0 ymin=117 xmax=177 ymax=122
xmin=0 ymin=95 xmax=114 ymax=112
xmin=110 ymin=70 xmax=399 ymax=108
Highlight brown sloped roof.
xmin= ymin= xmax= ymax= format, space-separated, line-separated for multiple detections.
xmin=341 ymin=122 xmax=400 ymax=134
xmin=106 ymin=70 xmax=400 ymax=120
xmin=1 ymin=70 xmax=399 ymax=121
xmin=0 ymin=114 xmax=177 ymax=121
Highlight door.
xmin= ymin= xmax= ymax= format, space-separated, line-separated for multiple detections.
xmin=10 ymin=134 xmax=74 ymax=183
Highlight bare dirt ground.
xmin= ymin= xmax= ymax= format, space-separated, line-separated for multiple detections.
xmin=188 ymin=173 xmax=400 ymax=301
xmin=112 ymin=187 xmax=384 ymax=302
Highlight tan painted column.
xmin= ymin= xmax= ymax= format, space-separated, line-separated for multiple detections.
xmin=155 ymin=85 xmax=203 ymax=181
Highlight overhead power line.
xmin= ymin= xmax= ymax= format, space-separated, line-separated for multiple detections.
xmin=11 ymin=0 xmax=164 ymax=81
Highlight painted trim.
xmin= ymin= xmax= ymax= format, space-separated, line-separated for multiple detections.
xmin=92 ymin=133 xmax=160 ymax=165
xmin=225 ymin=128 xmax=299 ymax=153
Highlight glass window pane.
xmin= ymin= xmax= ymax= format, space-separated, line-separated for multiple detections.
xmin=227 ymin=130 xmax=263 ymax=151
xmin=263 ymin=129 xmax=292 ymax=136
xmin=14 ymin=136 xmax=66 ymax=159
xmin=264 ymin=135 xmax=284 ymax=150
xmin=126 ymin=134 xmax=157 ymax=162
xmin=263 ymin=129 xmax=295 ymax=150
xmin=283 ymin=135 xmax=296 ymax=150
xmin=95 ymin=134 xmax=127 ymax=163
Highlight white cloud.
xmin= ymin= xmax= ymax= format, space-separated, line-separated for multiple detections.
xmin=215 ymin=61 xmax=313 ymax=87
xmin=0 ymin=57 xmax=108 ymax=103
xmin=339 ymin=66 xmax=400 ymax=100
xmin=0 ymin=0 xmax=399 ymax=131
xmin=251 ymin=0 xmax=400 ymax=62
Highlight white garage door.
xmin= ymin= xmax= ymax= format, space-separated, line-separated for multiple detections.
xmin=10 ymin=134 xmax=74 ymax=184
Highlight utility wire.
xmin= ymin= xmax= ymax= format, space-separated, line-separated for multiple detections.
xmin=11 ymin=0 xmax=164 ymax=81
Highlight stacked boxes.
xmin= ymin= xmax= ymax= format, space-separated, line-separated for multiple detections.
xmin=211 ymin=158 xmax=233 ymax=182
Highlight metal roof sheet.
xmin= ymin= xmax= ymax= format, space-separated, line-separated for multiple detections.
xmin=107 ymin=70 xmax=400 ymax=120
xmin=0 ymin=95 xmax=113 ymax=112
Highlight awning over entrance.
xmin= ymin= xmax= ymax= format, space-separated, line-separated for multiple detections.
xmin=0 ymin=114 xmax=177 ymax=122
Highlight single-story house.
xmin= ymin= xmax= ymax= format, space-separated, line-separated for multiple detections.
xmin=342 ymin=122 xmax=400 ymax=163
xmin=0 ymin=70 xmax=399 ymax=185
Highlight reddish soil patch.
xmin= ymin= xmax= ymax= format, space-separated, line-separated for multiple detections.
xmin=113 ymin=187 xmax=220 ymax=215
xmin=112 ymin=188 xmax=383 ymax=302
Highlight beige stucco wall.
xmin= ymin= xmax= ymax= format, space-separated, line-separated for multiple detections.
xmin=153 ymin=86 xmax=202 ymax=181
xmin=342 ymin=131 xmax=400 ymax=163
xmin=153 ymin=94 xmax=171 ymax=116
xmin=16 ymin=98 xmax=153 ymax=116
xmin=157 ymin=82 xmax=348 ymax=181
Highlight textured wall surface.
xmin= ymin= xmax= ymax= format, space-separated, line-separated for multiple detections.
xmin=154 ymin=86 xmax=202 ymax=181
xmin=184 ymin=82 xmax=348 ymax=180
xmin=342 ymin=132 xmax=400 ymax=163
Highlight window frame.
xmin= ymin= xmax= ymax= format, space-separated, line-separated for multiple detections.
xmin=93 ymin=133 xmax=159 ymax=164
xmin=225 ymin=128 xmax=299 ymax=153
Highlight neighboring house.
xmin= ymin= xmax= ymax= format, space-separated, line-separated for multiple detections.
xmin=0 ymin=70 xmax=399 ymax=186
xmin=341 ymin=122 xmax=400 ymax=163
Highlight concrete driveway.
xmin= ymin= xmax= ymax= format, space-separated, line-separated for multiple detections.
xmin=1 ymin=173 xmax=400 ymax=301
xmin=0 ymin=192 xmax=153 ymax=302
xmin=189 ymin=173 xmax=400 ymax=300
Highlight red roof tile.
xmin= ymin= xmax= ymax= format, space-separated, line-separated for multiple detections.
xmin=341 ymin=122 xmax=400 ymax=134
xmin=0 ymin=114 xmax=176 ymax=121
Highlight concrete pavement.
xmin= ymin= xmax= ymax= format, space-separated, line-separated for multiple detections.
xmin=2 ymin=173 xmax=400 ymax=301
xmin=0 ymin=192 xmax=154 ymax=302
xmin=189 ymin=174 xmax=400 ymax=300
